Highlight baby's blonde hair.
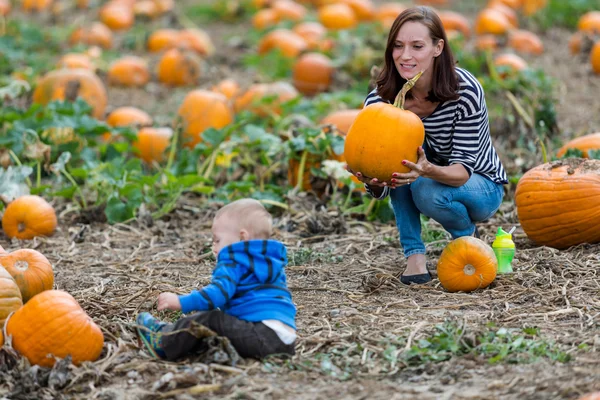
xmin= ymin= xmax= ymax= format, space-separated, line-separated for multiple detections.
xmin=214 ymin=198 xmax=273 ymax=239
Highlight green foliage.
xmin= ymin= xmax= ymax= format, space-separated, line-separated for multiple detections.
xmin=288 ymin=247 xmax=344 ymax=266
xmin=183 ymin=0 xmax=256 ymax=23
xmin=531 ymin=0 xmax=600 ymax=31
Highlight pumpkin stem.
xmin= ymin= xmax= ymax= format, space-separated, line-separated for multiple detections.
xmin=14 ymin=260 xmax=28 ymax=271
xmin=393 ymin=71 xmax=424 ymax=110
xmin=463 ymin=264 xmax=476 ymax=276
xmin=17 ymin=222 xmax=26 ymax=233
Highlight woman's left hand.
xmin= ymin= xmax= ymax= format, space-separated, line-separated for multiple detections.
xmin=391 ymin=146 xmax=432 ymax=186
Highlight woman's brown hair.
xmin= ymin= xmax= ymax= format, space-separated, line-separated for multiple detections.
xmin=375 ymin=6 xmax=459 ymax=103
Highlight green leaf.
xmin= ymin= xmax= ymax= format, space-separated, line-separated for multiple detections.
xmin=105 ymin=194 xmax=136 ymax=224
xmin=0 ymin=166 xmax=32 ymax=202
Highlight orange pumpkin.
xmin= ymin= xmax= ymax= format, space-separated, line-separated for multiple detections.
xmin=133 ymin=127 xmax=173 ymax=163
xmin=178 ymin=28 xmax=215 ymax=57
xmin=0 ymin=0 xmax=11 ymax=15
xmin=474 ymin=8 xmax=512 ymax=35
xmin=106 ymin=106 xmax=153 ymax=128
xmin=292 ymin=52 xmax=334 ymax=96
xmin=487 ymin=2 xmax=518 ymax=28
xmin=6 ymin=290 xmax=104 ymax=367
xmin=438 ymin=11 xmax=471 ymax=38
xmin=56 ymin=53 xmax=95 ymax=71
xmin=591 ymin=41 xmax=600 ymax=75
xmin=515 ymin=159 xmax=600 ymax=249
xmin=147 ymin=29 xmax=180 ymax=52
xmin=292 ymin=22 xmax=327 ymax=50
xmin=272 ymin=0 xmax=306 ymax=22
xmin=2 ymin=195 xmax=57 ymax=240
xmin=0 ymin=266 xmax=23 ymax=327
xmin=437 ymin=237 xmax=497 ymax=293
xmin=475 ymin=34 xmax=499 ymax=51
xmin=211 ymin=79 xmax=241 ymax=100
xmin=508 ymin=30 xmax=544 ymax=55
xmin=522 ymin=0 xmax=547 ymax=16
xmin=556 ymin=133 xmax=600 ymax=158
xmin=568 ymin=32 xmax=583 ymax=55
xmin=494 ymin=53 xmax=528 ymax=77
xmin=578 ymin=11 xmax=600 ymax=34
xmin=157 ymin=48 xmax=202 ymax=87
xmin=488 ymin=0 xmax=522 ymax=9
xmin=234 ymin=81 xmax=299 ymax=117
xmin=252 ymin=8 xmax=280 ymax=30
xmin=375 ymin=2 xmax=406 ymax=24
xmin=99 ymin=2 xmax=135 ymax=31
xmin=177 ymin=90 xmax=233 ymax=149
xmin=107 ymin=56 xmax=150 ymax=87
xmin=320 ymin=109 xmax=361 ymax=135
xmin=0 ymin=249 xmax=53 ymax=303
xmin=339 ymin=0 xmax=375 ymax=21
xmin=343 ymin=73 xmax=425 ymax=182
xmin=318 ymin=3 xmax=357 ymax=30
xmin=258 ymin=29 xmax=308 ymax=58
xmin=32 ymin=69 xmax=107 ymax=119
xmin=69 ymin=22 xmax=113 ymax=49
xmin=133 ymin=0 xmax=160 ymax=19
xmin=22 ymin=0 xmax=52 ymax=12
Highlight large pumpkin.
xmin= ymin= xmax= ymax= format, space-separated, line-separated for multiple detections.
xmin=292 ymin=52 xmax=334 ymax=96
xmin=6 ymin=290 xmax=104 ymax=367
xmin=437 ymin=236 xmax=498 ymax=293
xmin=32 ymin=69 xmax=107 ymax=119
xmin=2 ymin=195 xmax=57 ymax=240
xmin=176 ymin=90 xmax=233 ymax=149
xmin=343 ymin=72 xmax=425 ymax=182
xmin=0 ymin=266 xmax=23 ymax=327
xmin=0 ymin=249 xmax=54 ymax=303
xmin=556 ymin=133 xmax=600 ymax=158
xmin=515 ymin=158 xmax=600 ymax=249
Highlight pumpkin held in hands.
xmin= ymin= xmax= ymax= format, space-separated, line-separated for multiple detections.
xmin=515 ymin=158 xmax=600 ymax=249
xmin=344 ymin=72 xmax=425 ymax=182
xmin=2 ymin=195 xmax=57 ymax=240
xmin=437 ymin=237 xmax=497 ymax=293
xmin=6 ymin=290 xmax=104 ymax=367
xmin=0 ymin=249 xmax=54 ymax=303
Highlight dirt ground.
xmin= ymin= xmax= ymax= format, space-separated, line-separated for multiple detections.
xmin=1 ymin=0 xmax=600 ymax=399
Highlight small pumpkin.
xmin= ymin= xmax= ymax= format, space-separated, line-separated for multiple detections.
xmin=6 ymin=290 xmax=104 ymax=367
xmin=272 ymin=0 xmax=306 ymax=22
xmin=320 ymin=109 xmax=361 ymax=135
xmin=0 ymin=266 xmax=23 ymax=327
xmin=176 ymin=90 xmax=233 ymax=149
xmin=211 ymin=79 xmax=241 ymax=100
xmin=56 ymin=53 xmax=95 ymax=71
xmin=234 ymin=81 xmax=299 ymax=117
xmin=508 ymin=30 xmax=544 ymax=55
xmin=438 ymin=11 xmax=471 ymax=38
xmin=178 ymin=28 xmax=215 ymax=57
xmin=147 ymin=29 xmax=180 ymax=52
xmin=556 ymin=133 xmax=600 ymax=158
xmin=99 ymin=2 xmax=135 ymax=31
xmin=522 ymin=0 xmax=547 ymax=16
xmin=22 ymin=0 xmax=52 ymax=12
xmin=32 ymin=68 xmax=107 ymax=119
xmin=133 ymin=127 xmax=173 ymax=163
xmin=344 ymin=72 xmax=425 ymax=182
xmin=487 ymin=2 xmax=518 ymax=28
xmin=252 ymin=8 xmax=280 ymax=30
xmin=133 ymin=0 xmax=160 ymax=19
xmin=494 ymin=53 xmax=528 ymax=77
xmin=475 ymin=34 xmax=499 ymax=51
xmin=591 ymin=41 xmax=600 ymax=75
xmin=437 ymin=236 xmax=498 ymax=293
xmin=2 ymin=195 xmax=57 ymax=240
xmin=292 ymin=52 xmax=334 ymax=96
xmin=375 ymin=2 xmax=406 ymax=25
xmin=292 ymin=21 xmax=327 ymax=50
xmin=515 ymin=159 xmax=600 ymax=249
xmin=474 ymin=8 xmax=511 ymax=35
xmin=0 ymin=249 xmax=53 ymax=303
xmin=0 ymin=0 xmax=11 ymax=15
xmin=339 ymin=0 xmax=375 ymax=22
xmin=107 ymin=56 xmax=150 ymax=87
xmin=578 ymin=11 xmax=600 ymax=34
xmin=69 ymin=22 xmax=113 ymax=49
xmin=258 ymin=29 xmax=308 ymax=58
xmin=318 ymin=3 xmax=357 ymax=30
xmin=103 ymin=106 xmax=153 ymax=141
xmin=157 ymin=48 xmax=202 ymax=87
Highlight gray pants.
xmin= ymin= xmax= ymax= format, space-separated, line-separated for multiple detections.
xmin=161 ymin=310 xmax=295 ymax=361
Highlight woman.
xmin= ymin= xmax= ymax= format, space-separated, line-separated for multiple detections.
xmin=348 ymin=6 xmax=508 ymax=285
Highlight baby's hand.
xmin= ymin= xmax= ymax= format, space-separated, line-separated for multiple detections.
xmin=157 ymin=292 xmax=181 ymax=311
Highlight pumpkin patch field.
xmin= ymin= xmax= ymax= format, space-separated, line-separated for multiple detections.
xmin=1 ymin=0 xmax=600 ymax=398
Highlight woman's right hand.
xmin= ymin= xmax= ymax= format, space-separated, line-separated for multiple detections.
xmin=345 ymin=165 xmax=392 ymax=188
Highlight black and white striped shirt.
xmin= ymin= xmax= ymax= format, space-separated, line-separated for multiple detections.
xmin=364 ymin=67 xmax=508 ymax=199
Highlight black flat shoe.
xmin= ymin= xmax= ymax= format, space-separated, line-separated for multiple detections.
xmin=400 ymin=271 xmax=432 ymax=285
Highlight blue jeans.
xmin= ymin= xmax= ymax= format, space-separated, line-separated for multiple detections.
xmin=389 ymin=174 xmax=504 ymax=257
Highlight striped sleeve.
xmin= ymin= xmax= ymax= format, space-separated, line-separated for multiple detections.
xmin=178 ymin=260 xmax=242 ymax=314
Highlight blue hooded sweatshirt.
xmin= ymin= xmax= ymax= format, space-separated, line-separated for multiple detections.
xmin=178 ymin=240 xmax=296 ymax=330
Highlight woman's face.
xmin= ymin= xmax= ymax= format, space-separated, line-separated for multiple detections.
xmin=392 ymin=21 xmax=443 ymax=81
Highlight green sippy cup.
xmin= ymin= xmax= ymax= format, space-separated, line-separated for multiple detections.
xmin=492 ymin=227 xmax=515 ymax=274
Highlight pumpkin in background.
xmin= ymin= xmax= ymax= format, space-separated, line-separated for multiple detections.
xmin=258 ymin=29 xmax=308 ymax=58
xmin=176 ymin=90 xmax=233 ymax=149
xmin=22 ymin=0 xmax=52 ymax=12
xmin=56 ymin=53 xmax=95 ymax=71
xmin=0 ymin=266 xmax=23 ymax=327
xmin=107 ymin=56 xmax=150 ymax=87
xmin=339 ymin=0 xmax=375 ymax=22
xmin=318 ymin=3 xmax=357 ymax=30
xmin=578 ymin=11 xmax=600 ymax=34
xmin=147 ymin=29 xmax=179 ymax=52
xmin=488 ymin=0 xmax=522 ymax=9
xmin=515 ymin=159 xmax=600 ymax=249
xmin=292 ymin=52 xmax=334 ymax=96
xmin=272 ymin=0 xmax=306 ymax=22
xmin=69 ymin=22 xmax=113 ymax=49
xmin=133 ymin=127 xmax=173 ymax=163
xmin=344 ymin=72 xmax=425 ymax=182
xmin=99 ymin=1 xmax=134 ymax=30
xmin=234 ymin=81 xmax=299 ymax=117
xmin=178 ymin=28 xmax=215 ymax=57
xmin=103 ymin=106 xmax=153 ymax=142
xmin=508 ymin=30 xmax=544 ymax=55
xmin=438 ymin=11 xmax=471 ymax=38
xmin=2 ymin=195 xmax=57 ymax=240
xmin=0 ymin=249 xmax=53 ymax=303
xmin=292 ymin=21 xmax=327 ymax=50
xmin=32 ymin=69 xmax=107 ymax=119
xmin=6 ymin=290 xmax=104 ymax=367
xmin=474 ymin=8 xmax=511 ymax=35
xmin=437 ymin=237 xmax=497 ymax=293
xmin=591 ymin=42 xmax=600 ymax=75
xmin=494 ymin=53 xmax=528 ymax=78
xmin=487 ymin=2 xmax=518 ymax=28
xmin=252 ymin=9 xmax=280 ymax=30
xmin=211 ymin=79 xmax=241 ymax=100
xmin=133 ymin=0 xmax=161 ymax=19
xmin=375 ymin=2 xmax=407 ymax=28
xmin=320 ymin=109 xmax=361 ymax=135
xmin=522 ymin=0 xmax=547 ymax=16
xmin=556 ymin=133 xmax=600 ymax=158
xmin=0 ymin=0 xmax=11 ymax=15
xmin=157 ymin=48 xmax=202 ymax=86
xmin=476 ymin=34 xmax=499 ymax=51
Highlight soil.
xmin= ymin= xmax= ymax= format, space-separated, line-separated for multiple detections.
xmin=1 ymin=1 xmax=600 ymax=399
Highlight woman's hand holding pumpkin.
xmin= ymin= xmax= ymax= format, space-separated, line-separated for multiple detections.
xmin=392 ymin=146 xmax=432 ymax=185
xmin=157 ymin=292 xmax=181 ymax=311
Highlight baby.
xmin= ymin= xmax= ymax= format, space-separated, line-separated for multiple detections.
xmin=136 ymin=198 xmax=297 ymax=360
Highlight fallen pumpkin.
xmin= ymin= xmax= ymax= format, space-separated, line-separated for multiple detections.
xmin=0 ymin=249 xmax=54 ymax=303
xmin=2 ymin=195 xmax=57 ymax=240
